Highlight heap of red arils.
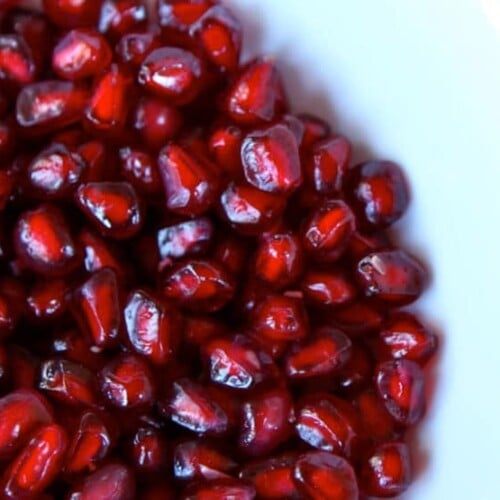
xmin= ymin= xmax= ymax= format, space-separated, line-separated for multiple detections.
xmin=0 ymin=1 xmax=438 ymax=498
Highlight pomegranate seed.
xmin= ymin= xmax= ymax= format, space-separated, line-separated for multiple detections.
xmin=376 ymin=359 xmax=426 ymax=427
xmin=50 ymin=328 xmax=103 ymax=371
xmin=65 ymin=411 xmax=113 ymax=474
xmin=157 ymin=1 xmax=213 ymax=42
xmin=239 ymin=387 xmax=294 ymax=457
xmin=376 ymin=311 xmax=438 ymax=364
xmin=26 ymin=143 xmax=86 ymax=199
xmin=356 ymin=249 xmax=427 ymax=305
xmin=99 ymin=353 xmax=155 ymax=411
xmin=240 ymin=454 xmax=299 ymax=499
xmin=161 ymin=259 xmax=235 ymax=312
xmin=67 ymin=463 xmax=135 ymax=500
xmin=98 ymin=0 xmax=148 ymax=41
xmin=0 ymin=390 xmax=53 ymax=460
xmin=335 ymin=343 xmax=374 ymax=396
xmin=128 ymin=426 xmax=168 ymax=473
xmin=224 ymin=58 xmax=287 ymax=125
xmin=16 ymin=80 xmax=87 ymax=133
xmin=241 ymin=123 xmax=302 ymax=194
xmin=356 ymin=391 xmax=397 ymax=441
xmin=14 ymin=204 xmax=80 ymax=276
xmin=116 ymin=32 xmax=160 ymax=68
xmin=285 ymin=327 xmax=352 ymax=379
xmin=212 ymin=234 xmax=248 ymax=276
xmin=173 ymin=440 xmax=237 ymax=481
xmin=298 ymin=113 xmax=331 ymax=150
xmin=76 ymin=181 xmax=143 ymax=239
xmin=71 ymin=268 xmax=121 ymax=350
xmin=208 ymin=123 xmax=243 ymax=178
xmin=347 ymin=160 xmax=410 ymax=228
xmin=78 ymin=140 xmax=108 ymax=181
xmin=118 ymin=147 xmax=163 ymax=197
xmin=124 ymin=288 xmax=181 ymax=365
xmin=252 ymin=294 xmax=308 ymax=342
xmin=138 ymin=47 xmax=206 ymax=105
xmin=0 ymin=34 xmax=36 ymax=85
xmin=360 ymin=441 xmax=412 ymax=497
xmin=347 ymin=229 xmax=392 ymax=261
xmin=302 ymin=199 xmax=356 ymax=262
xmin=158 ymin=143 xmax=218 ymax=216
xmin=42 ymin=0 xmax=103 ymax=28
xmin=184 ymin=314 xmax=227 ymax=346
xmin=165 ymin=378 xmax=230 ymax=435
xmin=183 ymin=478 xmax=256 ymax=500
xmin=293 ymin=451 xmax=358 ymax=500
xmin=301 ymin=269 xmax=357 ymax=309
xmin=331 ymin=300 xmax=386 ymax=335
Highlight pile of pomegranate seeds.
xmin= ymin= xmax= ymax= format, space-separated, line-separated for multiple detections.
xmin=0 ymin=1 xmax=438 ymax=498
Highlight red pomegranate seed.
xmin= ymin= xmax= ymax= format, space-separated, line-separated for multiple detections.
xmin=165 ymin=378 xmax=230 ymax=435
xmin=331 ymin=300 xmax=386 ymax=335
xmin=143 ymin=480 xmax=176 ymax=500
xmin=360 ymin=441 xmax=412 ymax=497
xmin=347 ymin=160 xmax=410 ymax=228
xmin=50 ymin=328 xmax=103 ymax=371
xmin=241 ymin=123 xmax=302 ymax=194
xmin=300 ymin=269 xmax=357 ymax=309
xmin=184 ymin=314 xmax=227 ymax=346
xmin=356 ymin=249 xmax=427 ymax=305
xmin=42 ymin=0 xmax=103 ymax=28
xmin=124 ymin=288 xmax=181 ymax=365
xmin=0 ymin=423 xmax=67 ymax=499
xmin=0 ymin=34 xmax=36 ymax=86
xmin=118 ymin=147 xmax=163 ymax=197
xmin=240 ymin=454 xmax=299 ymax=499
xmin=128 ymin=426 xmax=168 ymax=473
xmin=173 ymin=440 xmax=237 ymax=481
xmin=239 ymin=387 xmax=294 ymax=457
xmin=219 ymin=182 xmax=285 ymax=235
xmin=293 ymin=451 xmax=358 ymax=500
xmin=14 ymin=204 xmax=80 ymax=276
xmin=0 ymin=390 xmax=53 ymax=461
xmin=116 ymin=32 xmax=160 ymax=68
xmin=212 ymin=234 xmax=248 ymax=276
xmin=65 ymin=411 xmax=113 ymax=474
xmin=158 ymin=143 xmax=218 ymax=216
xmin=76 ymin=181 xmax=143 ymax=239
xmin=356 ymin=390 xmax=397 ymax=441
xmin=298 ymin=113 xmax=331 ymax=150
xmin=224 ymin=58 xmax=287 ymax=125
xmin=98 ymin=0 xmax=148 ymax=41
xmin=376 ymin=311 xmax=438 ymax=364
xmin=71 ymin=267 xmax=121 ymax=350
xmin=67 ymin=463 xmax=135 ymax=500
xmin=284 ymin=327 xmax=352 ymax=379
xmin=302 ymin=199 xmax=356 ymax=262
xmin=26 ymin=143 xmax=85 ymax=199
xmin=376 ymin=359 xmax=426 ymax=427
xmin=335 ymin=343 xmax=374 ymax=396
xmin=16 ymin=80 xmax=87 ymax=133
xmin=52 ymin=29 xmax=112 ymax=80
xmin=347 ymin=229 xmax=392 ymax=261
xmin=138 ymin=47 xmax=206 ymax=105
xmin=38 ymin=358 xmax=97 ymax=408
xmin=208 ymin=123 xmax=243 ymax=178
xmin=183 ymin=478 xmax=256 ymax=500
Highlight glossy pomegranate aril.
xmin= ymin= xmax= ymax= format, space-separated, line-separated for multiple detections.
xmin=119 ymin=147 xmax=163 ymax=197
xmin=285 ymin=327 xmax=352 ymax=379
xmin=42 ymin=0 xmax=103 ymax=28
xmin=356 ymin=390 xmax=397 ymax=441
xmin=224 ymin=58 xmax=287 ymax=125
xmin=356 ymin=249 xmax=427 ymax=305
xmin=116 ymin=32 xmax=160 ymax=68
xmin=1 ymin=423 xmax=67 ymax=499
xmin=0 ymin=34 xmax=36 ymax=85
xmin=347 ymin=160 xmax=410 ymax=228
xmin=138 ymin=47 xmax=206 ymax=105
xmin=331 ymin=300 xmax=385 ymax=335
xmin=173 ymin=440 xmax=237 ymax=481
xmin=241 ymin=123 xmax=302 ymax=194
xmin=376 ymin=359 xmax=426 ymax=427
xmin=301 ymin=269 xmax=357 ymax=309
xmin=71 ymin=267 xmax=121 ymax=350
xmin=208 ymin=123 xmax=243 ymax=178
xmin=98 ymin=0 xmax=148 ymax=41
xmin=360 ymin=441 xmax=412 ymax=498
xmin=335 ymin=344 xmax=373 ymax=396
xmin=298 ymin=113 xmax=331 ymax=150
xmin=128 ymin=426 xmax=168 ymax=473
xmin=182 ymin=478 xmax=256 ymax=500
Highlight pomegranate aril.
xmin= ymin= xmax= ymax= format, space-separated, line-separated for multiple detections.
xmin=241 ymin=123 xmax=302 ymax=194
xmin=67 ymin=463 xmax=135 ymax=500
xmin=0 ymin=34 xmax=36 ymax=86
xmin=293 ymin=451 xmax=358 ymax=500
xmin=65 ymin=411 xmax=113 ymax=474
xmin=347 ymin=229 xmax=392 ymax=261
xmin=184 ymin=314 xmax=227 ymax=346
xmin=174 ymin=440 xmax=237 ymax=481
xmin=356 ymin=249 xmax=427 ymax=305
xmin=42 ymin=0 xmax=103 ymax=28
xmin=212 ymin=234 xmax=248 ymax=276
xmin=78 ymin=140 xmax=108 ymax=181
xmin=50 ymin=328 xmax=103 ymax=371
xmin=116 ymin=32 xmax=160 ymax=68
xmin=335 ymin=343 xmax=373 ymax=396
xmin=331 ymin=300 xmax=386 ymax=335
xmin=99 ymin=353 xmax=155 ymax=411
xmin=118 ymin=147 xmax=163 ymax=197
xmin=0 ymin=389 xmax=53 ymax=460
xmin=16 ymin=80 xmax=87 ymax=133
xmin=356 ymin=390 xmax=397 ymax=441
xmin=208 ymin=123 xmax=243 ymax=178
xmin=124 ymin=288 xmax=181 ymax=365
xmin=71 ymin=267 xmax=121 ymax=350
xmin=285 ymin=327 xmax=352 ymax=379
xmin=301 ymin=269 xmax=357 ymax=309
xmin=98 ymin=0 xmax=148 ymax=41
xmin=128 ymin=426 xmax=168 ymax=473
xmin=138 ymin=47 xmax=206 ymax=105
xmin=347 ymin=160 xmax=410 ymax=229
xmin=298 ymin=113 xmax=331 ymax=150
xmin=224 ymin=58 xmax=287 ymax=125
xmin=182 ymin=478 xmax=256 ymax=500
xmin=360 ymin=441 xmax=412 ymax=498
xmin=376 ymin=359 xmax=426 ymax=427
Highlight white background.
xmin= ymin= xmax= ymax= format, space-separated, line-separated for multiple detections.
xmin=227 ymin=0 xmax=500 ymax=499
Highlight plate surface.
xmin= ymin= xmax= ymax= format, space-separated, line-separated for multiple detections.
xmin=227 ymin=1 xmax=500 ymax=499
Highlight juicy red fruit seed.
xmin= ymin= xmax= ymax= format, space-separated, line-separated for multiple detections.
xmin=129 ymin=426 xmax=168 ymax=473
xmin=183 ymin=478 xmax=256 ymax=500
xmin=301 ymin=269 xmax=357 ymax=308
xmin=98 ymin=0 xmax=148 ymax=40
xmin=43 ymin=0 xmax=103 ymax=28
xmin=0 ymin=34 xmax=36 ymax=85
xmin=119 ymin=147 xmax=163 ymax=197
xmin=116 ymin=32 xmax=160 ymax=68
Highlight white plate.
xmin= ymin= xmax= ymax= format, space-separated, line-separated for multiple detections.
xmin=227 ymin=1 xmax=500 ymax=499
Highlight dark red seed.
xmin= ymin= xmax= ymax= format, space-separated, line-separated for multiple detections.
xmin=360 ymin=441 xmax=412 ymax=498
xmin=183 ymin=478 xmax=256 ymax=500
xmin=0 ymin=34 xmax=36 ymax=85
xmin=241 ymin=124 xmax=302 ymax=194
xmin=212 ymin=234 xmax=248 ymax=276
xmin=78 ymin=140 xmax=108 ymax=181
xmin=298 ymin=113 xmax=331 ymax=150
xmin=128 ymin=426 xmax=168 ymax=473
xmin=99 ymin=353 xmax=155 ymax=411
xmin=208 ymin=123 xmax=243 ymax=178
xmin=356 ymin=391 xmax=397 ymax=441
xmin=335 ymin=344 xmax=373 ymax=396
xmin=98 ymin=0 xmax=148 ymax=40
xmin=76 ymin=182 xmax=143 ymax=239
xmin=301 ymin=269 xmax=357 ymax=309
xmin=293 ymin=451 xmax=358 ymax=500
xmin=43 ymin=0 xmax=103 ymax=28
xmin=331 ymin=300 xmax=386 ymax=335
xmin=356 ymin=249 xmax=427 ymax=305
xmin=116 ymin=32 xmax=160 ymax=68
xmin=52 ymin=29 xmax=112 ymax=80
xmin=119 ymin=147 xmax=163 ymax=197
xmin=375 ymin=359 xmax=426 ymax=427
